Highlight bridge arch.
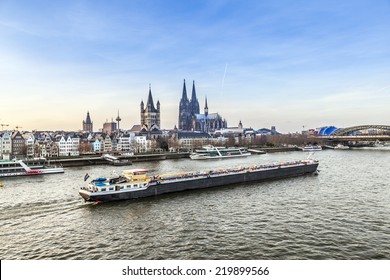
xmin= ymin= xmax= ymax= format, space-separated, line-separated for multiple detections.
xmin=332 ymin=125 xmax=390 ymax=136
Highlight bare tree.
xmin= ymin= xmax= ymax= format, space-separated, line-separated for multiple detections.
xmin=192 ymin=139 xmax=203 ymax=150
xmin=150 ymin=139 xmax=160 ymax=152
xmin=226 ymin=136 xmax=235 ymax=147
xmin=168 ymin=137 xmax=180 ymax=152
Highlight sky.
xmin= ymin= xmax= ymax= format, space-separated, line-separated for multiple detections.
xmin=1 ymin=0 xmax=389 ymax=133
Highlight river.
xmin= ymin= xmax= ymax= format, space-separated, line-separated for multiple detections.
xmin=1 ymin=149 xmax=389 ymax=259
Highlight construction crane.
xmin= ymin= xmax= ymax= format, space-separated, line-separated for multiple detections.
xmin=0 ymin=124 xmax=9 ymax=131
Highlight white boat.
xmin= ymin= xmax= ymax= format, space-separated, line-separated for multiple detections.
xmin=0 ymin=159 xmax=64 ymax=178
xmin=302 ymin=145 xmax=322 ymax=151
xmin=334 ymin=144 xmax=349 ymax=150
xmin=190 ymin=145 xmax=251 ymax=160
xmin=372 ymin=140 xmax=390 ymax=148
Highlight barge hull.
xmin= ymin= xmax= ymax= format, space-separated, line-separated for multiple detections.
xmin=83 ymin=162 xmax=318 ymax=202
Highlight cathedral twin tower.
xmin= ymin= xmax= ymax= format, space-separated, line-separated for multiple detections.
xmin=178 ymin=79 xmax=226 ymax=133
xmin=178 ymin=79 xmax=201 ymax=131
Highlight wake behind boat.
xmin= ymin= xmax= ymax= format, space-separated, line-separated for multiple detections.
xmin=79 ymin=159 xmax=319 ymax=202
xmin=0 ymin=159 xmax=64 ymax=177
xmin=190 ymin=145 xmax=251 ymax=160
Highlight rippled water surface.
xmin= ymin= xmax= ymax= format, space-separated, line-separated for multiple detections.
xmin=1 ymin=150 xmax=390 ymax=259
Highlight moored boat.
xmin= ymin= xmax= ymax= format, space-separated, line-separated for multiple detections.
xmin=79 ymin=159 xmax=319 ymax=202
xmin=0 ymin=159 xmax=64 ymax=178
xmin=302 ymin=145 xmax=322 ymax=151
xmin=190 ymin=145 xmax=251 ymax=160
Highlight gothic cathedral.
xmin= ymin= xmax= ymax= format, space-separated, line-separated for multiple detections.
xmin=178 ymin=79 xmax=199 ymax=130
xmin=178 ymin=80 xmax=227 ymax=133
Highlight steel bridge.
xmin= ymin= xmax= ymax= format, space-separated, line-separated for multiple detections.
xmin=333 ymin=125 xmax=390 ymax=136
xmin=315 ymin=125 xmax=390 ymax=143
xmin=318 ymin=135 xmax=390 ymax=141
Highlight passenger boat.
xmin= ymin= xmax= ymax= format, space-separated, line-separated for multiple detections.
xmin=0 ymin=159 xmax=64 ymax=177
xmin=79 ymin=159 xmax=319 ymax=202
xmin=302 ymin=145 xmax=322 ymax=151
xmin=190 ymin=145 xmax=251 ymax=160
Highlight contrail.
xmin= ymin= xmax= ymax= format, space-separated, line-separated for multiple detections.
xmin=220 ymin=63 xmax=228 ymax=96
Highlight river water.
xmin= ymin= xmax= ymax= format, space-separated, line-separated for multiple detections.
xmin=1 ymin=149 xmax=390 ymax=260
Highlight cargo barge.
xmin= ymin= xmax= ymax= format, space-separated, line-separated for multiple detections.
xmin=79 ymin=159 xmax=319 ymax=203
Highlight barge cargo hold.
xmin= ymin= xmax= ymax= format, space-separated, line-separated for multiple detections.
xmin=79 ymin=160 xmax=319 ymax=202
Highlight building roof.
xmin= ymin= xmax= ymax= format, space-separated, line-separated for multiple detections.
xmin=177 ymin=131 xmax=211 ymax=139
xmin=256 ymin=128 xmax=281 ymax=135
xmin=129 ymin=125 xmax=141 ymax=132
xmin=318 ymin=126 xmax=339 ymax=136
xmin=194 ymin=113 xmax=221 ymax=120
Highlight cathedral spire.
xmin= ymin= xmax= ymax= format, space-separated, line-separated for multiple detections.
xmin=178 ymin=79 xmax=191 ymax=131
xmin=190 ymin=80 xmax=200 ymax=114
xmin=191 ymin=80 xmax=197 ymax=101
xmin=181 ymin=79 xmax=188 ymax=101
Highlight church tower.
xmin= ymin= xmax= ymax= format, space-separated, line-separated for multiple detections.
xmin=178 ymin=79 xmax=191 ymax=130
xmin=190 ymin=80 xmax=200 ymax=116
xmin=82 ymin=111 xmax=93 ymax=132
xmin=140 ymin=84 xmax=161 ymax=139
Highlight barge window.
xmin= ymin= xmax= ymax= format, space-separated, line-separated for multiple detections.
xmin=109 ymin=187 xmax=114 ymax=191
xmin=101 ymin=188 xmax=106 ymax=191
